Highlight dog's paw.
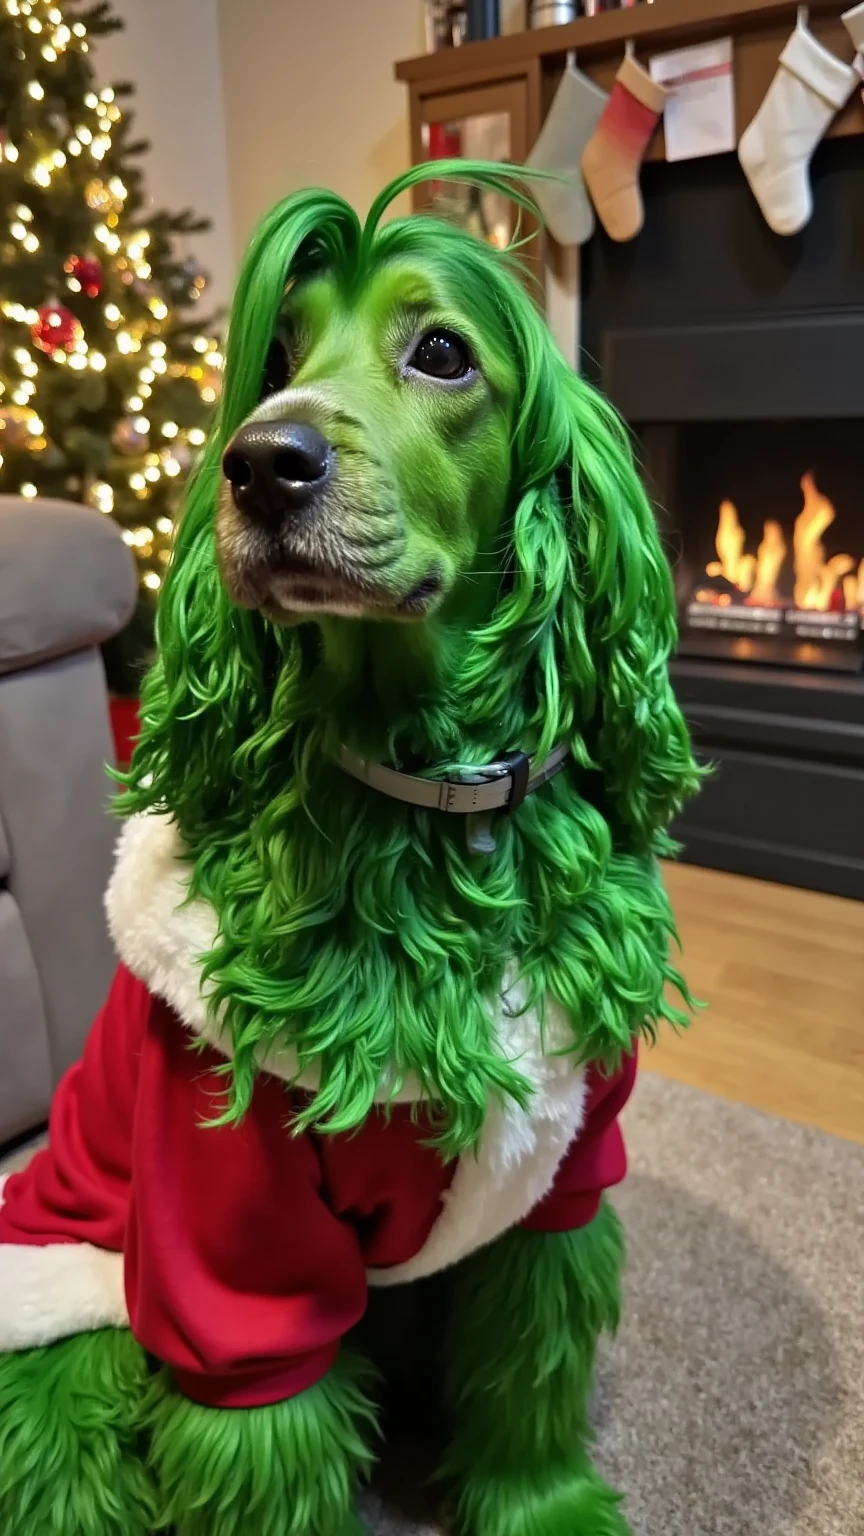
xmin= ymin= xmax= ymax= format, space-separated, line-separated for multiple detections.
xmin=452 ymin=1469 xmax=631 ymax=1536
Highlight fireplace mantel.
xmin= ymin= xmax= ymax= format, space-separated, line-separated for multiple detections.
xmin=605 ymin=315 xmax=864 ymax=422
xmin=396 ymin=1 xmax=864 ymax=168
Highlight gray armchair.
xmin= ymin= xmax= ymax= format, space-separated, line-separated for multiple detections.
xmin=0 ymin=495 xmax=137 ymax=1144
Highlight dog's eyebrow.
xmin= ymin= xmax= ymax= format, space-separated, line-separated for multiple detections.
xmin=398 ymin=298 xmax=438 ymax=328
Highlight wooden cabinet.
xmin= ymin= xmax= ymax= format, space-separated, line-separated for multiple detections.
xmin=406 ymin=59 xmax=543 ymax=254
xmin=412 ymin=77 xmax=535 ymax=245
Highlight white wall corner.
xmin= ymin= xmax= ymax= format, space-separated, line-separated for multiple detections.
xmin=545 ymin=241 xmax=581 ymax=371
xmin=93 ymin=0 xmax=234 ymax=311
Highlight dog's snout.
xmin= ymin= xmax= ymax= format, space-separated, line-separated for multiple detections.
xmin=222 ymin=421 xmax=332 ymax=520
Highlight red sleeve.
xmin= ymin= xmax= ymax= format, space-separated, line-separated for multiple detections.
xmin=0 ymin=964 xmax=146 ymax=1251
xmin=124 ymin=1002 xmax=370 ymax=1409
xmin=523 ymin=1044 xmax=638 ymax=1234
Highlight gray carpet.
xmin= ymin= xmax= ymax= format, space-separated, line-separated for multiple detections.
xmin=361 ymin=1075 xmax=864 ymax=1536
xmin=3 ymin=1079 xmax=862 ymax=1534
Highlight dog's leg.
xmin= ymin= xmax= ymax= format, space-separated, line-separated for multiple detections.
xmin=440 ymin=1201 xmax=631 ymax=1536
xmin=147 ymin=1346 xmax=377 ymax=1536
xmin=0 ymin=1329 xmax=158 ymax=1535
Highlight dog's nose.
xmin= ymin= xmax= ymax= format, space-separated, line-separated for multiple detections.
xmin=222 ymin=421 xmax=332 ymax=520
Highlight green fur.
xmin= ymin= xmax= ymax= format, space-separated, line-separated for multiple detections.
xmin=147 ymin=1349 xmax=378 ymax=1536
xmin=0 ymin=1329 xmax=156 ymax=1536
xmin=446 ymin=1469 xmax=631 ymax=1536
xmin=118 ymin=159 xmax=700 ymax=1154
xmin=440 ymin=1203 xmax=630 ymax=1535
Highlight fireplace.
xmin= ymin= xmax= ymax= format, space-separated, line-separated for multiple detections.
xmin=678 ymin=421 xmax=864 ymax=671
xmin=580 ymin=138 xmax=864 ymax=900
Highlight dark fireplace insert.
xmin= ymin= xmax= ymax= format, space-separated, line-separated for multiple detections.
xmin=676 ymin=420 xmax=863 ymax=672
xmin=580 ymin=139 xmax=864 ymax=900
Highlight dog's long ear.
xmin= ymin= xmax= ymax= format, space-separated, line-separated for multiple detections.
xmin=514 ymin=364 xmax=701 ymax=854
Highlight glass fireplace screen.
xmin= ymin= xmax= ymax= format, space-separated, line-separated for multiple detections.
xmin=673 ymin=420 xmax=864 ymax=669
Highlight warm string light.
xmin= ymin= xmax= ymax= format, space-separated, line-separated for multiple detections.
xmin=123 ymin=525 xmax=154 ymax=547
xmin=93 ymin=222 xmax=120 ymax=255
xmin=3 ymin=303 xmax=40 ymax=323
xmin=91 ymin=481 xmax=114 ymax=513
xmin=1 ymin=2 xmax=96 ymax=198
xmin=1 ymin=5 xmax=212 ymax=546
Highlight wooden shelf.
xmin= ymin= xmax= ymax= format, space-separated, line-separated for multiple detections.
xmin=396 ymin=0 xmax=864 ymax=163
xmin=396 ymin=0 xmax=855 ymax=82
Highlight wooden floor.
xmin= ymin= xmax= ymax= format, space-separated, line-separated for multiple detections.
xmin=645 ymin=863 xmax=864 ymax=1145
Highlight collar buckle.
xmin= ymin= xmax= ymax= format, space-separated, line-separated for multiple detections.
xmin=500 ymin=751 xmax=531 ymax=813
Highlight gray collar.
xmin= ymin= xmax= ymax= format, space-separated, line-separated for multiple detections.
xmin=337 ymin=742 xmax=569 ymax=816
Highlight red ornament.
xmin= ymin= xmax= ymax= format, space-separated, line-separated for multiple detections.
xmin=31 ymin=302 xmax=84 ymax=355
xmin=65 ymin=253 xmax=104 ymax=298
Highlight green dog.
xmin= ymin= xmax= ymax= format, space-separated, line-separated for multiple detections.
xmin=0 ymin=163 xmax=700 ymax=1536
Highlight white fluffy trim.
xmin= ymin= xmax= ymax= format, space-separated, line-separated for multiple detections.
xmin=106 ymin=813 xmax=589 ymax=1279
xmin=368 ymin=1002 xmax=587 ymax=1285
xmin=105 ymin=812 xmax=423 ymax=1100
xmin=0 ymin=1175 xmax=128 ymax=1351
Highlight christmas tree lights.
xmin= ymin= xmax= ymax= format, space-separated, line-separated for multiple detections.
xmin=0 ymin=0 xmax=222 ymax=691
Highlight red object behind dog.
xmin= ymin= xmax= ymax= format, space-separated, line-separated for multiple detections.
xmin=109 ymin=696 xmax=139 ymax=768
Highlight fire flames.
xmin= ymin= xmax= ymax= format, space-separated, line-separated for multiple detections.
xmin=700 ymin=472 xmax=864 ymax=613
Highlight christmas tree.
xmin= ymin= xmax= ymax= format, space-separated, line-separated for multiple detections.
xmin=0 ymin=0 xmax=222 ymax=693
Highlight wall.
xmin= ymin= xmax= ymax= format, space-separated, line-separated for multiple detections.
xmin=216 ymin=0 xmax=426 ymax=256
xmin=92 ymin=0 xmax=233 ymax=309
xmin=91 ymin=3 xmax=577 ymax=356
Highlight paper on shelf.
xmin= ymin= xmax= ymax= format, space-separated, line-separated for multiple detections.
xmin=650 ymin=37 xmax=736 ymax=162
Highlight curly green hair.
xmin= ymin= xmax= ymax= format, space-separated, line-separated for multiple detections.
xmin=120 ymin=162 xmax=701 ymax=1156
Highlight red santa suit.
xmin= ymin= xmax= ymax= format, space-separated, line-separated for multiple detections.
xmin=0 ymin=814 xmax=636 ymax=1410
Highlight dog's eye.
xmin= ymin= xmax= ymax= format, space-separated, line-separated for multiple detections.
xmin=407 ymin=330 xmax=473 ymax=382
xmin=259 ymin=337 xmax=290 ymax=402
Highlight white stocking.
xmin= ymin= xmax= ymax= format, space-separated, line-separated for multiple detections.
xmin=738 ymin=17 xmax=856 ymax=236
